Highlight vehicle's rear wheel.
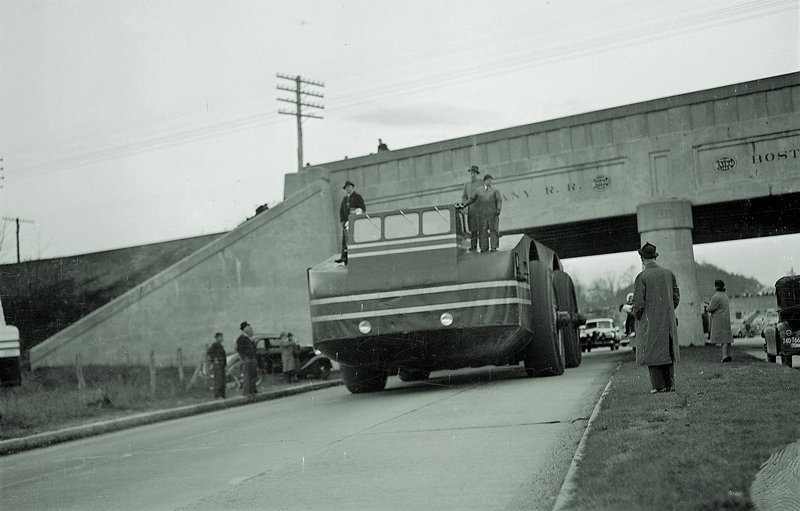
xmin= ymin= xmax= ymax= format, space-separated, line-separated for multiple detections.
xmin=525 ymin=262 xmax=565 ymax=377
xmin=398 ymin=369 xmax=430 ymax=382
xmin=767 ymin=354 xmax=777 ymax=363
xmin=342 ymin=365 xmax=388 ymax=393
xmin=553 ymin=270 xmax=581 ymax=369
xmin=781 ymin=355 xmax=794 ymax=367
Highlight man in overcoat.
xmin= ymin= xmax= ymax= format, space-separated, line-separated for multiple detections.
xmin=235 ymin=321 xmax=258 ymax=397
xmin=206 ymin=332 xmax=227 ymax=398
xmin=631 ymin=242 xmax=680 ymax=393
xmin=462 ymin=174 xmax=503 ymax=252
xmin=336 ymin=180 xmax=366 ymax=265
xmin=461 ymin=165 xmax=483 ymax=252
xmin=706 ymin=279 xmax=733 ymax=362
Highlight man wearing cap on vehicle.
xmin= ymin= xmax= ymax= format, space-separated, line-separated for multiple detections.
xmin=462 ymin=174 xmax=503 ymax=252
xmin=461 ymin=165 xmax=483 ymax=252
xmin=631 ymin=242 xmax=680 ymax=394
xmin=235 ymin=321 xmax=258 ymax=398
xmin=336 ymin=180 xmax=366 ymax=265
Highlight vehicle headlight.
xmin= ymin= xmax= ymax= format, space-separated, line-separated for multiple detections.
xmin=358 ymin=320 xmax=372 ymax=334
xmin=440 ymin=312 xmax=454 ymax=326
xmin=314 ymin=349 xmax=322 ymax=355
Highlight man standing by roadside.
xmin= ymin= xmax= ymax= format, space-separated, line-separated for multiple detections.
xmin=707 ymin=279 xmax=733 ymax=363
xmin=462 ymin=174 xmax=503 ymax=252
xmin=206 ymin=332 xmax=227 ymax=399
xmin=631 ymin=242 xmax=680 ymax=394
xmin=336 ymin=180 xmax=366 ymax=265
xmin=236 ymin=321 xmax=258 ymax=398
xmin=461 ymin=165 xmax=483 ymax=252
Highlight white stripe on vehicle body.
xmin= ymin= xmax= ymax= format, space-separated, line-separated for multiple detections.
xmin=310 ymin=280 xmax=530 ymax=305
xmin=351 ymin=234 xmax=456 ymax=249
xmin=311 ymin=297 xmax=530 ymax=322
xmin=349 ymin=243 xmax=457 ymax=258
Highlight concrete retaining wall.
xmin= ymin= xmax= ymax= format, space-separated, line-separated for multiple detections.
xmin=30 ymin=177 xmax=339 ymax=368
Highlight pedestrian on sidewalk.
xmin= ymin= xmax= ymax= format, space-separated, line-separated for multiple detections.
xmin=280 ymin=332 xmax=298 ymax=383
xmin=631 ymin=242 xmax=681 ymax=394
xmin=206 ymin=332 xmax=227 ymax=398
xmin=707 ymin=279 xmax=733 ymax=362
xmin=236 ymin=321 xmax=258 ymax=398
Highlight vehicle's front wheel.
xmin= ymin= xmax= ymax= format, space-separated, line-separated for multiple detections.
xmin=767 ymin=354 xmax=777 ymax=363
xmin=553 ymin=270 xmax=581 ymax=369
xmin=342 ymin=365 xmax=388 ymax=393
xmin=524 ymin=262 xmax=565 ymax=377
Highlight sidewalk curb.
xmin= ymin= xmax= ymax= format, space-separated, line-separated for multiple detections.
xmin=0 ymin=379 xmax=342 ymax=457
xmin=552 ymin=361 xmax=621 ymax=511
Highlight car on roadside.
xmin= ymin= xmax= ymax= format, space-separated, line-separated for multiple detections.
xmin=223 ymin=334 xmax=333 ymax=388
xmin=580 ymin=318 xmax=621 ymax=352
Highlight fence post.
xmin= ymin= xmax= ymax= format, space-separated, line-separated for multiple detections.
xmin=76 ymin=354 xmax=86 ymax=392
xmin=177 ymin=347 xmax=185 ymax=387
xmin=187 ymin=346 xmax=207 ymax=390
xmin=149 ymin=350 xmax=157 ymax=397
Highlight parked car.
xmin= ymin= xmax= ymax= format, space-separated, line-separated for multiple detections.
xmin=762 ymin=276 xmax=800 ymax=367
xmin=580 ymin=318 xmax=621 ymax=351
xmin=730 ymin=318 xmax=754 ymax=338
xmin=223 ymin=333 xmax=332 ymax=388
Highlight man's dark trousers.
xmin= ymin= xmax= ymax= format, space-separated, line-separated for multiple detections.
xmin=213 ymin=361 xmax=226 ymax=398
xmin=241 ymin=356 xmax=258 ymax=396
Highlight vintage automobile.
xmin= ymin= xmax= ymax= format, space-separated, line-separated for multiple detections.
xmin=222 ymin=333 xmax=332 ymax=388
xmin=579 ymin=318 xmax=622 ymax=352
xmin=762 ymin=275 xmax=800 ymax=367
xmin=0 ymin=297 xmax=21 ymax=386
xmin=307 ymin=203 xmax=585 ymax=393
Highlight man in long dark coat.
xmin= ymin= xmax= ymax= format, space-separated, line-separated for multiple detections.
xmin=462 ymin=174 xmax=503 ymax=252
xmin=631 ymin=242 xmax=680 ymax=393
xmin=336 ymin=180 xmax=366 ymax=265
xmin=206 ymin=332 xmax=227 ymax=398
xmin=235 ymin=321 xmax=258 ymax=398
xmin=461 ymin=165 xmax=483 ymax=251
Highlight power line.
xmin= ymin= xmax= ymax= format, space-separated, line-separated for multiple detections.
xmin=276 ymin=74 xmax=325 ymax=172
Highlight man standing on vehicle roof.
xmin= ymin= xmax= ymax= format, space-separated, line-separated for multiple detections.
xmin=336 ymin=180 xmax=366 ymax=265
xmin=461 ymin=165 xmax=483 ymax=252
xmin=631 ymin=242 xmax=680 ymax=394
xmin=236 ymin=321 xmax=258 ymax=398
xmin=462 ymin=174 xmax=502 ymax=252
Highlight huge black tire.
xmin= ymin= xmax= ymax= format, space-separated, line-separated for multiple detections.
xmin=341 ymin=365 xmax=388 ymax=393
xmin=553 ymin=270 xmax=581 ymax=369
xmin=524 ymin=262 xmax=565 ymax=377
xmin=781 ymin=355 xmax=794 ymax=367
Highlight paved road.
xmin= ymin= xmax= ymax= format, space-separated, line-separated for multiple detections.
xmin=1 ymin=350 xmax=624 ymax=511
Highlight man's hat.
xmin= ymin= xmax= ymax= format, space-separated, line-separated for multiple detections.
xmin=468 ymin=165 xmax=480 ymax=174
xmin=343 ymin=180 xmax=355 ymax=190
xmin=637 ymin=242 xmax=658 ymax=258
xmin=240 ymin=321 xmax=250 ymax=330
xmin=483 ymin=174 xmax=494 ymax=181
xmin=279 ymin=331 xmax=288 ymax=337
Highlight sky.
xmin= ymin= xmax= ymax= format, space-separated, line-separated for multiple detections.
xmin=1 ymin=0 xmax=799 ymax=286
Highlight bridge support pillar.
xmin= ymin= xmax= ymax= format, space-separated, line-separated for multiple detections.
xmin=637 ymin=200 xmax=705 ymax=347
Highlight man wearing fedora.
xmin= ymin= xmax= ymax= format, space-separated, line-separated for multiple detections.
xmin=631 ymin=242 xmax=681 ymax=393
xmin=461 ymin=165 xmax=483 ymax=252
xmin=336 ymin=180 xmax=366 ymax=265
xmin=462 ymin=174 xmax=503 ymax=252
xmin=235 ymin=321 xmax=258 ymax=398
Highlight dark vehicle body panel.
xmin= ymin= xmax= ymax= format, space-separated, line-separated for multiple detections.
xmin=308 ymin=204 xmax=560 ymax=373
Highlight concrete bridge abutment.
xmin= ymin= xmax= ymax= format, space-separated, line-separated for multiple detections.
xmin=637 ymin=200 xmax=705 ymax=347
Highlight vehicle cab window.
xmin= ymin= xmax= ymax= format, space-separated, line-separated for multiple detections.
xmin=353 ymin=217 xmax=382 ymax=243
xmin=422 ymin=209 xmax=450 ymax=235
xmin=384 ymin=212 xmax=419 ymax=239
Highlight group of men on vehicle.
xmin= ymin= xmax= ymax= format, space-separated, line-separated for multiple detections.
xmin=334 ymin=164 xmax=503 ymax=264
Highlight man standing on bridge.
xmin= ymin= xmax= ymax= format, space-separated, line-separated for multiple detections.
xmin=336 ymin=180 xmax=366 ymax=265
xmin=461 ymin=165 xmax=483 ymax=252
xmin=631 ymin=242 xmax=680 ymax=394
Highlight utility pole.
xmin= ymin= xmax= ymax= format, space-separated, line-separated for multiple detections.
xmin=276 ymin=74 xmax=324 ymax=172
xmin=2 ymin=217 xmax=35 ymax=263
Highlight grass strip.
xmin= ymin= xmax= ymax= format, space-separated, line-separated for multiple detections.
xmin=564 ymin=345 xmax=800 ymax=511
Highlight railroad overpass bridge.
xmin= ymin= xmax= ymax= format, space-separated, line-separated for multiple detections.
xmin=31 ymin=72 xmax=800 ymax=368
